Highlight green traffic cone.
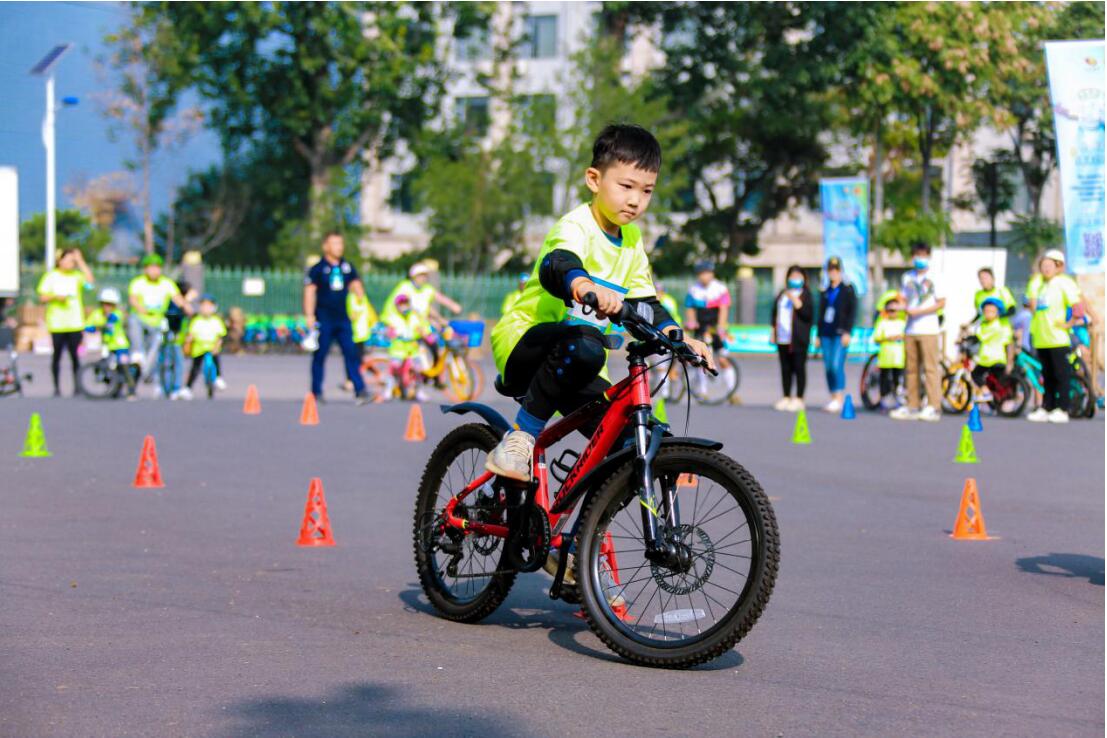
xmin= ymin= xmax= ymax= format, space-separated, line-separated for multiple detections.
xmin=655 ymin=396 xmax=668 ymax=424
xmin=954 ymin=424 xmax=978 ymax=464
xmin=20 ymin=412 xmax=51 ymax=458
xmin=792 ymin=409 xmax=812 ymax=445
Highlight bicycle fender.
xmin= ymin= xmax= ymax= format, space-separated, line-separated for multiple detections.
xmin=551 ymin=436 xmax=723 ymax=515
xmin=439 ymin=403 xmax=512 ymax=436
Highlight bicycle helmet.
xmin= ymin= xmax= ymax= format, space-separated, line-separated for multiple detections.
xmin=980 ymin=297 xmax=1005 ymax=314
xmin=408 ymin=263 xmax=430 ymax=278
xmin=98 ymin=287 xmax=121 ymax=304
xmin=139 ymin=253 xmax=164 ymax=267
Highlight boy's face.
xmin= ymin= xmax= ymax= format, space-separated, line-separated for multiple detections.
xmin=200 ymin=300 xmax=216 ymax=316
xmin=101 ymin=301 xmax=116 ymax=312
xmin=144 ymin=264 xmax=162 ymax=280
xmin=886 ymin=300 xmax=903 ymax=314
xmin=982 ymin=304 xmax=999 ymax=321
xmin=585 ymin=161 xmax=657 ymax=227
xmin=978 ymin=271 xmax=994 ymax=290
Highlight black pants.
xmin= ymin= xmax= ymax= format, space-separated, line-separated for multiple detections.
xmin=1037 ymin=346 xmax=1070 ymax=412
xmin=51 ymin=331 xmax=82 ymax=393
xmin=502 ymin=323 xmax=610 ymax=432
xmin=879 ymin=367 xmax=903 ymax=398
xmin=776 ymin=344 xmax=808 ymax=398
xmin=186 ymin=354 xmax=222 ymax=388
xmin=971 ymin=364 xmax=1004 ymax=388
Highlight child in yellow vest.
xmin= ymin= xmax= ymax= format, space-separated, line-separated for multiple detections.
xmin=871 ymin=293 xmax=906 ymax=410
xmin=85 ymin=287 xmax=137 ymax=399
xmin=183 ymin=294 xmax=227 ymax=398
xmin=971 ymin=297 xmax=1014 ymax=399
xmin=383 ymin=293 xmax=426 ymax=400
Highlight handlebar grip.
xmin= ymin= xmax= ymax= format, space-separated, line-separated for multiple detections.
xmin=580 ymin=291 xmax=634 ymax=326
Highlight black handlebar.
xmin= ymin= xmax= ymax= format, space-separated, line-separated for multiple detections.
xmin=581 ymin=292 xmax=717 ymax=375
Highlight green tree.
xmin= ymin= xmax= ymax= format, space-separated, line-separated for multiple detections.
xmin=140 ymin=2 xmax=487 ymax=239
xmin=19 ymin=210 xmax=111 ymax=264
xmin=969 ymin=155 xmax=1018 ymax=248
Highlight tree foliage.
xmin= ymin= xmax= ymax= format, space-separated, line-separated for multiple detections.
xmin=19 ymin=210 xmax=111 ymax=264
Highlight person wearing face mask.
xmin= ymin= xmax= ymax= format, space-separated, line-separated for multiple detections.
xmin=814 ymin=256 xmax=856 ymax=413
xmin=770 ymin=265 xmax=814 ymax=411
xmin=890 ymin=242 xmax=946 ymax=422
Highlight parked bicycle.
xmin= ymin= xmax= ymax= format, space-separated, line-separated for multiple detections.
xmin=0 ymin=342 xmax=32 ymax=397
xmin=858 ymin=352 xmax=949 ymax=411
xmin=414 ymin=293 xmax=779 ymax=668
xmin=1012 ymin=347 xmax=1095 ymax=419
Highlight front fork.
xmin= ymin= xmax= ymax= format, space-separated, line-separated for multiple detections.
xmin=632 ymin=408 xmax=678 ymax=555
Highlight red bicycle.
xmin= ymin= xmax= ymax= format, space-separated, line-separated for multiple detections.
xmin=413 ymin=295 xmax=779 ymax=668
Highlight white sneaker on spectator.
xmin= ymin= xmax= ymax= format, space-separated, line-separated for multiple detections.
xmin=1026 ymin=407 xmax=1049 ymax=422
xmin=169 ymin=389 xmax=181 ymax=401
xmin=823 ymin=399 xmax=842 ymax=414
xmin=1047 ymin=408 xmax=1069 ymax=424
xmin=178 ymin=387 xmax=194 ymax=401
xmin=917 ymin=406 xmax=941 ymax=422
xmin=889 ymin=406 xmax=917 ymax=421
xmin=152 ymin=384 xmax=164 ymax=398
xmin=773 ymin=397 xmax=792 ymax=411
xmin=788 ymin=397 xmax=805 ymax=412
xmin=214 ymin=377 xmax=227 ymax=391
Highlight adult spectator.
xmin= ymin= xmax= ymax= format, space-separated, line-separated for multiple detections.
xmin=972 ymin=267 xmax=1016 ymax=326
xmin=1025 ymin=249 xmax=1087 ymax=423
xmin=814 ymin=256 xmax=856 ymax=413
xmin=770 ymin=265 xmax=814 ymax=411
xmin=303 ymin=231 xmax=370 ymax=404
xmin=36 ymin=247 xmax=93 ymax=396
xmin=127 ymin=253 xmax=190 ymax=392
xmin=891 ymin=243 xmax=945 ymax=422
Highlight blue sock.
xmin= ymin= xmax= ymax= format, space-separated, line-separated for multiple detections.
xmin=514 ymin=407 xmax=546 ymax=437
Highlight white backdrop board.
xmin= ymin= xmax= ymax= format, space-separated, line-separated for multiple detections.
xmin=929 ymin=247 xmax=1008 ymax=360
xmin=0 ymin=167 xmax=18 ymax=297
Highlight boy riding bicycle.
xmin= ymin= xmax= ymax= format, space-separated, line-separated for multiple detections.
xmin=86 ymin=287 xmax=137 ymax=399
xmin=971 ymin=297 xmax=1014 ymax=399
xmin=487 ymin=124 xmax=713 ymax=482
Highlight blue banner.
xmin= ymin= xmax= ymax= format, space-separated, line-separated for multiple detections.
xmin=1045 ymin=41 xmax=1105 ymax=274
xmin=819 ymin=177 xmax=869 ymax=295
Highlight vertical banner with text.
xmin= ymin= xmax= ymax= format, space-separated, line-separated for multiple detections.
xmin=819 ymin=177 xmax=869 ymax=296
xmin=1045 ymin=40 xmax=1105 ymax=274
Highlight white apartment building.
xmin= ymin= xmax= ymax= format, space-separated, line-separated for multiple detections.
xmin=358 ymin=2 xmax=1065 ymax=297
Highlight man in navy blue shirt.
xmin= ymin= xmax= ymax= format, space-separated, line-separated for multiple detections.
xmin=303 ymin=232 xmax=369 ymax=403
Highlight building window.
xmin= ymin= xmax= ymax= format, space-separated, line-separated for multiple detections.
xmin=521 ymin=15 xmax=558 ymax=59
xmin=455 ymin=96 xmax=490 ymax=136
xmin=455 ymin=27 xmax=491 ymax=62
xmin=389 ymin=173 xmax=416 ymax=214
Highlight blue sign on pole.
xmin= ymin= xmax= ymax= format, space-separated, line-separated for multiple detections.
xmin=1045 ymin=40 xmax=1105 ymax=275
xmin=819 ymin=177 xmax=869 ymax=296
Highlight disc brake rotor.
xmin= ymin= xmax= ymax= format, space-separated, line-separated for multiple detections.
xmin=650 ymin=524 xmax=715 ymax=595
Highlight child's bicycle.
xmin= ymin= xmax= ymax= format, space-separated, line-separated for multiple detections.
xmin=940 ymin=332 xmax=1031 ymax=417
xmin=365 ymin=322 xmax=484 ymax=402
xmin=1012 ymin=347 xmax=1095 ymax=419
xmin=199 ymin=352 xmax=220 ymax=399
xmin=685 ymin=326 xmax=740 ymax=404
xmin=413 ymin=294 xmax=779 ymax=668
xmin=0 ymin=342 xmax=32 ymax=397
xmin=858 ymin=352 xmax=950 ymax=411
xmin=77 ymin=346 xmax=139 ymax=400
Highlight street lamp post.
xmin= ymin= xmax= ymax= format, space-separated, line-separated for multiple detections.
xmin=30 ymin=43 xmax=73 ymax=269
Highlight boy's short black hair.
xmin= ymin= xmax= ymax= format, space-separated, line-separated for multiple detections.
xmin=911 ymin=241 xmax=932 ymax=255
xmin=978 ymin=266 xmax=994 ymax=277
xmin=590 ymin=124 xmax=662 ymax=173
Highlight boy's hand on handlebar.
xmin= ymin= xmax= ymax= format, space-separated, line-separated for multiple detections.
xmin=680 ymin=334 xmax=716 ymax=371
xmin=571 ymin=278 xmax=623 ymax=318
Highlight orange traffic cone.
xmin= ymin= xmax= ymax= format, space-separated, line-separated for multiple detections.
xmin=132 ymin=435 xmax=165 ymax=489
xmin=950 ymin=478 xmax=993 ymax=540
xmin=677 ymin=473 xmax=698 ymax=489
xmin=404 ymin=404 xmax=426 ymax=442
xmin=297 ymin=477 xmax=336 ymax=547
xmin=243 ymin=384 xmax=261 ymax=415
xmin=300 ymin=392 xmax=319 ymax=426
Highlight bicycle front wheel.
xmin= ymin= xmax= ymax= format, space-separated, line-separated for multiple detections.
xmin=859 ymin=354 xmax=881 ymax=410
xmin=445 ymin=354 xmax=482 ymax=401
xmin=77 ymin=361 xmax=123 ymax=400
xmin=158 ymin=346 xmax=177 ymax=397
xmin=575 ymin=444 xmax=779 ymax=668
xmin=941 ymin=371 xmax=972 ymax=414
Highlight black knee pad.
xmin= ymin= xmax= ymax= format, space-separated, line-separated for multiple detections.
xmin=548 ymin=331 xmax=606 ymax=389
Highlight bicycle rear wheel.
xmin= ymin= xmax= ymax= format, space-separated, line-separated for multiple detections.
xmin=158 ymin=345 xmax=177 ymax=397
xmin=690 ymin=354 xmax=739 ymax=405
xmin=994 ymin=374 xmax=1031 ymax=417
xmin=413 ymin=423 xmax=517 ymax=622
xmin=77 ymin=360 xmax=123 ymax=399
xmin=859 ymin=354 xmax=881 ymax=410
xmin=1068 ymin=374 xmax=1094 ymax=419
xmin=575 ymin=444 xmax=778 ymax=668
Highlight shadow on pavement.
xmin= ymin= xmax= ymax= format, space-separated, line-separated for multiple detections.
xmin=399 ymin=581 xmax=745 ymax=671
xmin=1015 ymin=553 xmax=1104 ymax=586
xmin=217 ymin=682 xmax=519 ymax=738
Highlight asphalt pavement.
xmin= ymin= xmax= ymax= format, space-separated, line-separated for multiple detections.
xmin=1 ymin=353 xmax=1103 ymax=737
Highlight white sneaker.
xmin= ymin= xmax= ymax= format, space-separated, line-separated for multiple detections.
xmin=823 ymin=399 xmax=842 ymax=414
xmin=169 ymin=389 xmax=181 ymax=401
xmin=917 ymin=406 xmax=941 ymax=422
xmin=890 ymin=406 xmax=918 ymax=421
xmin=177 ymin=387 xmax=194 ymax=401
xmin=214 ymin=377 xmax=227 ymax=391
xmin=1047 ymin=408 xmax=1070 ymax=424
xmin=414 ymin=388 xmax=431 ymax=403
xmin=773 ymin=397 xmax=792 ymax=411
xmin=788 ymin=397 xmax=805 ymax=412
xmin=152 ymin=384 xmax=164 ymax=398
xmin=485 ymin=430 xmax=535 ymax=482
xmin=1026 ymin=407 xmax=1049 ymax=423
